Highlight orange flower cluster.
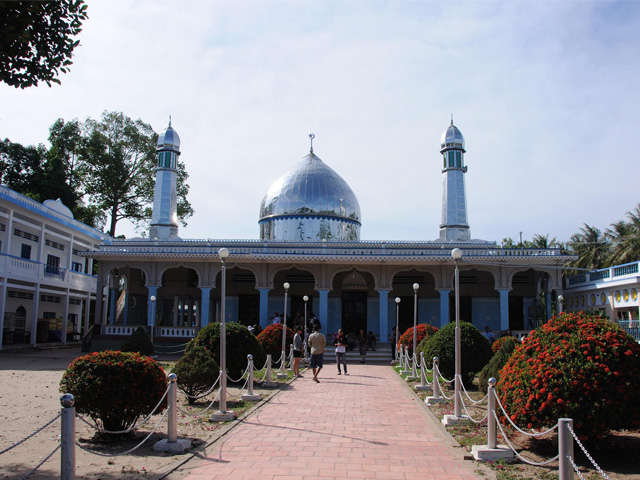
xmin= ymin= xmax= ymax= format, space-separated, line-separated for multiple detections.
xmin=398 ymin=323 xmax=439 ymax=357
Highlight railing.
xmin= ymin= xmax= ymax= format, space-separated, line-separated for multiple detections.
xmin=101 ymin=325 xmax=138 ymax=336
xmin=43 ymin=264 xmax=67 ymax=280
xmin=156 ymin=327 xmax=197 ymax=338
xmin=0 ymin=253 xmax=97 ymax=289
xmin=613 ymin=262 xmax=639 ymax=277
xmin=566 ymin=261 xmax=640 ymax=287
xmin=617 ymin=320 xmax=640 ymax=342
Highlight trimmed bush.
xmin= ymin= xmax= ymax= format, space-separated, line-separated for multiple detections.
xmin=59 ymin=351 xmax=167 ymax=432
xmin=491 ymin=335 xmax=518 ymax=354
xmin=256 ymin=323 xmax=295 ymax=364
xmin=172 ymin=348 xmax=219 ymax=404
xmin=478 ymin=337 xmax=518 ymax=394
xmin=186 ymin=322 xmax=266 ymax=379
xmin=497 ymin=312 xmax=640 ymax=440
xmin=419 ymin=322 xmax=492 ymax=386
xmin=398 ymin=323 xmax=438 ymax=357
xmin=120 ymin=326 xmax=154 ymax=356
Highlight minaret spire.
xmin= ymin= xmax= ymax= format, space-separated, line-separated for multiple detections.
xmin=439 ymin=119 xmax=470 ymax=242
xmin=309 ymin=133 xmax=315 ymax=153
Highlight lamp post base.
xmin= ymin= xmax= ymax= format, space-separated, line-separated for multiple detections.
xmin=210 ymin=410 xmax=236 ymax=422
xmin=471 ymin=445 xmax=515 ymax=462
xmin=153 ymin=438 xmax=192 ymax=453
xmin=442 ymin=414 xmax=470 ymax=426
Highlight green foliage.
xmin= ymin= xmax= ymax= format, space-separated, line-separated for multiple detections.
xmin=186 ymin=322 xmax=266 ymax=378
xmin=0 ymin=0 xmax=88 ymax=88
xmin=419 ymin=322 xmax=492 ymax=386
xmin=497 ymin=312 xmax=640 ymax=440
xmin=478 ymin=337 xmax=518 ymax=394
xmin=491 ymin=335 xmax=518 ymax=354
xmin=59 ymin=351 xmax=167 ymax=432
xmin=398 ymin=323 xmax=438 ymax=357
xmin=120 ymin=326 xmax=154 ymax=356
xmin=256 ymin=323 xmax=295 ymax=364
xmin=172 ymin=348 xmax=219 ymax=404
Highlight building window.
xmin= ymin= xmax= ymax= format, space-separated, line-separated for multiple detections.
xmin=72 ymin=262 xmax=83 ymax=273
xmin=455 ymin=151 xmax=462 ymax=167
xmin=448 ymin=151 xmax=454 ymax=167
xmin=14 ymin=228 xmax=39 ymax=242
xmin=46 ymin=254 xmax=60 ymax=274
xmin=21 ymin=244 xmax=31 ymax=260
xmin=43 ymin=311 xmax=57 ymax=319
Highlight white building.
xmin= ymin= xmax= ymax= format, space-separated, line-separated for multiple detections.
xmin=0 ymin=186 xmax=110 ymax=349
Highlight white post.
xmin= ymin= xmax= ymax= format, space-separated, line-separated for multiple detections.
xmin=263 ymin=354 xmax=276 ymax=387
xmin=558 ymin=418 xmax=574 ymax=480
xmin=487 ymin=378 xmax=497 ymax=449
xmin=60 ymin=394 xmax=76 ymax=480
xmin=154 ymin=374 xmax=192 ymax=452
xmin=277 ymin=282 xmax=290 ymax=379
xmin=287 ymin=344 xmax=294 ymax=372
xmin=402 ymin=346 xmax=412 ymax=374
xmin=303 ymin=295 xmax=309 ymax=363
xmin=241 ymin=355 xmax=261 ymax=401
xmin=426 ymin=357 xmax=445 ymax=405
xmin=415 ymin=352 xmax=430 ymax=391
xmin=392 ymin=297 xmax=400 ymax=365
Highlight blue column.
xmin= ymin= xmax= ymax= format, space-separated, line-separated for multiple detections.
xmin=258 ymin=288 xmax=270 ymax=328
xmin=123 ymin=292 xmax=129 ymax=325
xmin=109 ymin=288 xmax=117 ymax=324
xmin=147 ymin=286 xmax=158 ymax=327
xmin=378 ymin=290 xmax=390 ymax=341
xmin=318 ymin=289 xmax=330 ymax=328
xmin=498 ymin=289 xmax=510 ymax=331
xmin=438 ymin=289 xmax=451 ymax=328
xmin=200 ymin=287 xmax=211 ymax=327
xmin=545 ymin=292 xmax=552 ymax=321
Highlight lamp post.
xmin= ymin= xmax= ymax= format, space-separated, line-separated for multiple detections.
xmin=277 ymin=282 xmax=290 ymax=378
xmin=150 ymin=295 xmax=156 ymax=345
xmin=558 ymin=294 xmax=564 ymax=314
xmin=451 ymin=248 xmax=463 ymax=420
xmin=212 ymin=247 xmax=234 ymax=421
xmin=303 ymin=295 xmax=309 ymax=362
xmin=392 ymin=297 xmax=400 ymax=365
xmin=412 ymin=283 xmax=419 ymax=357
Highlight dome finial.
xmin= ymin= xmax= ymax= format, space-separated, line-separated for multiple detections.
xmin=168 ymin=115 xmax=172 ymax=127
xmin=309 ymin=133 xmax=315 ymax=153
xmin=450 ymin=113 xmax=454 ymax=125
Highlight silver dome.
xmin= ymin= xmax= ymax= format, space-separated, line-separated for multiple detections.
xmin=440 ymin=121 xmax=465 ymax=151
xmin=259 ymin=152 xmax=361 ymax=242
xmin=157 ymin=123 xmax=180 ymax=152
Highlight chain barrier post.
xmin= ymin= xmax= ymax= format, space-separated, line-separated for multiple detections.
xmin=401 ymin=346 xmax=412 ymax=375
xmin=406 ymin=352 xmax=419 ymax=381
xmin=470 ymin=378 xmax=514 ymax=461
xmin=426 ymin=357 xmax=445 ymax=404
xmin=415 ymin=352 xmax=430 ymax=391
xmin=264 ymin=354 xmax=277 ymax=387
xmin=487 ymin=378 xmax=497 ymax=449
xmin=154 ymin=374 xmax=192 ymax=453
xmin=287 ymin=344 xmax=294 ymax=372
xmin=397 ymin=345 xmax=404 ymax=369
xmin=559 ymin=418 xmax=574 ymax=480
xmin=60 ymin=394 xmax=76 ymax=480
xmin=241 ymin=355 xmax=261 ymax=401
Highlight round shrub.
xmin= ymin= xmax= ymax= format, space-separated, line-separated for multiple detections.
xmin=497 ymin=312 xmax=640 ymax=440
xmin=186 ymin=322 xmax=266 ymax=379
xmin=256 ymin=323 xmax=295 ymax=364
xmin=419 ymin=322 xmax=492 ymax=386
xmin=120 ymin=326 xmax=154 ymax=356
xmin=172 ymin=348 xmax=219 ymax=404
xmin=398 ymin=323 xmax=438 ymax=357
xmin=478 ymin=337 xmax=518 ymax=394
xmin=59 ymin=351 xmax=167 ymax=432
xmin=491 ymin=335 xmax=518 ymax=354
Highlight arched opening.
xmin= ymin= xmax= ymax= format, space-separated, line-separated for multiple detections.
xmin=391 ymin=269 xmax=437 ymax=333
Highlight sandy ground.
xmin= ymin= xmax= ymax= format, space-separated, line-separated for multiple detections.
xmin=0 ymin=346 xmax=284 ymax=480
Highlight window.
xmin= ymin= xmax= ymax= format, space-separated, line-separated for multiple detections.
xmin=46 ymin=254 xmax=60 ymax=274
xmin=72 ymin=262 xmax=83 ymax=273
xmin=14 ymin=228 xmax=39 ymax=242
xmin=448 ymin=151 xmax=454 ymax=167
xmin=456 ymin=151 xmax=461 ymax=167
xmin=21 ymin=244 xmax=31 ymax=260
xmin=43 ymin=311 xmax=57 ymax=319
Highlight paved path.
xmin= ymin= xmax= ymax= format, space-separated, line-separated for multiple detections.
xmin=183 ymin=364 xmax=481 ymax=480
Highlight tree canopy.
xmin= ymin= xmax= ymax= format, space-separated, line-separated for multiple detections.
xmin=0 ymin=0 xmax=88 ymax=88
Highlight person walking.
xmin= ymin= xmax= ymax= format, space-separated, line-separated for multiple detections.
xmin=308 ymin=324 xmax=326 ymax=383
xmin=293 ymin=326 xmax=304 ymax=377
xmin=334 ymin=328 xmax=349 ymax=375
xmin=357 ymin=328 xmax=368 ymax=364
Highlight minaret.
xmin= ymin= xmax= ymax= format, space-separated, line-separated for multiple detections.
xmin=149 ymin=120 xmax=180 ymax=240
xmin=439 ymin=118 xmax=470 ymax=242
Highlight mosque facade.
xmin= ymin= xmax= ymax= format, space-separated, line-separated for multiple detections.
xmin=87 ymin=120 xmax=572 ymax=345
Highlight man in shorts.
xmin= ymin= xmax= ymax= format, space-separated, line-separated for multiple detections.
xmin=308 ymin=323 xmax=326 ymax=383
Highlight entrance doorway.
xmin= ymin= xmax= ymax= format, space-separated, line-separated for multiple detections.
xmin=341 ymin=291 xmax=367 ymax=336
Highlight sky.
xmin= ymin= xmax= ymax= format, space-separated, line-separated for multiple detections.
xmin=1 ymin=0 xmax=639 ymax=244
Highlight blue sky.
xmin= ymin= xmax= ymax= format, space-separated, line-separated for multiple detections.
xmin=1 ymin=1 xmax=639 ymax=244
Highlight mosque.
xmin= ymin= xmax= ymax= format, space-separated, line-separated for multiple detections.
xmin=87 ymin=120 xmax=572 ymax=346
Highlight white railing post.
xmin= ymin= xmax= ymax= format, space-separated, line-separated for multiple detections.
xmin=487 ymin=378 xmax=497 ymax=449
xmin=60 ymin=394 xmax=76 ymax=480
xmin=241 ymin=355 xmax=261 ymax=401
xmin=402 ymin=346 xmax=412 ymax=374
xmin=154 ymin=374 xmax=192 ymax=452
xmin=415 ymin=352 xmax=430 ymax=391
xmin=559 ymin=418 xmax=574 ymax=480
xmin=426 ymin=357 xmax=445 ymax=405
xmin=263 ymin=353 xmax=277 ymax=387
xmin=287 ymin=344 xmax=294 ymax=372
xmin=397 ymin=345 xmax=404 ymax=369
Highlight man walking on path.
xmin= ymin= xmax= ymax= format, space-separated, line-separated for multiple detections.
xmin=308 ymin=323 xmax=326 ymax=382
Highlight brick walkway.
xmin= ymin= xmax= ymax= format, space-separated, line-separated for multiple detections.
xmin=183 ymin=364 xmax=481 ymax=480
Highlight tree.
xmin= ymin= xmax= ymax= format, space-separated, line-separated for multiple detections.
xmin=606 ymin=206 xmax=640 ymax=266
xmin=78 ymin=111 xmax=193 ymax=237
xmin=568 ymin=224 xmax=610 ymax=270
xmin=0 ymin=1 xmax=88 ymax=88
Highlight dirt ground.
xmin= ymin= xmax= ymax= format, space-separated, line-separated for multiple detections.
xmin=0 ymin=346 xmax=286 ymax=480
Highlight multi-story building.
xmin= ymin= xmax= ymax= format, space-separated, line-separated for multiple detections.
xmin=0 ymin=186 xmax=110 ymax=349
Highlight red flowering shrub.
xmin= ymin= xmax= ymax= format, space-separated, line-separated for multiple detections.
xmin=398 ymin=323 xmax=438 ymax=357
xmin=186 ymin=322 xmax=266 ymax=379
xmin=59 ymin=351 xmax=167 ymax=432
xmin=492 ymin=335 xmax=518 ymax=354
xmin=256 ymin=323 xmax=295 ymax=364
xmin=497 ymin=312 xmax=640 ymax=440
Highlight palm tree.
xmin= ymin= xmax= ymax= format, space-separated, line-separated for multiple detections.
xmin=606 ymin=205 xmax=640 ymax=265
xmin=568 ymin=224 xmax=610 ymax=270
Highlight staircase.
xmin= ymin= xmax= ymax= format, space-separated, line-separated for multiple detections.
xmin=321 ymin=343 xmax=394 ymax=364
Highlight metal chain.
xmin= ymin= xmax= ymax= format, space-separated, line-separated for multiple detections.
xmin=493 ymin=394 xmax=558 ymax=437
xmin=434 ymin=375 xmax=455 ymax=400
xmin=182 ymin=372 xmax=221 ymax=400
xmin=21 ymin=444 xmax=60 ymax=480
xmin=493 ymin=411 xmax=560 ymax=466
xmin=76 ymin=409 xmax=168 ymax=457
xmin=0 ymin=412 xmax=61 ymax=456
xmin=255 ymin=357 xmax=269 ymax=371
xmin=459 ymin=380 xmax=489 ymax=405
xmin=568 ymin=455 xmax=587 ymax=480
xmin=419 ymin=356 xmax=433 ymax=374
xmin=567 ymin=423 xmax=611 ymax=480
xmin=227 ymin=364 xmax=250 ymax=383
xmin=177 ymin=388 xmax=221 ymax=418
xmin=77 ymin=384 xmax=170 ymax=434
xmin=459 ymin=391 xmax=488 ymax=424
